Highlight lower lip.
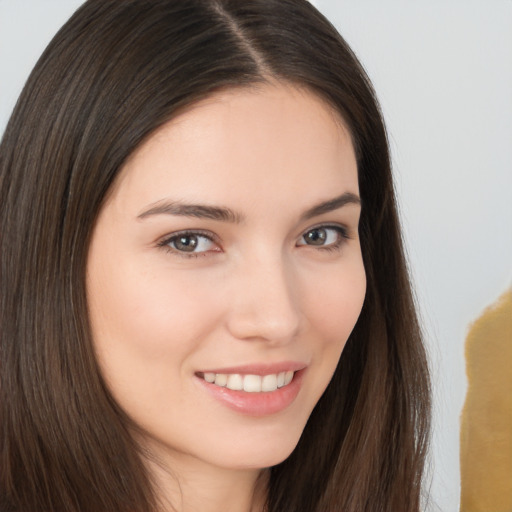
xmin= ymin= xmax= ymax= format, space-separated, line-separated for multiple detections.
xmin=196 ymin=370 xmax=305 ymax=416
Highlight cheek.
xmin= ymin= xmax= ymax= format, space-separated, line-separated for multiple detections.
xmin=301 ymin=256 xmax=366 ymax=385
xmin=87 ymin=255 xmax=224 ymax=374
xmin=307 ymin=260 xmax=366 ymax=342
xmin=86 ymin=260 xmax=227 ymax=432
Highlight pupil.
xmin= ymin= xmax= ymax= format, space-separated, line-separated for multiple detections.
xmin=175 ymin=235 xmax=197 ymax=252
xmin=306 ymin=228 xmax=326 ymax=245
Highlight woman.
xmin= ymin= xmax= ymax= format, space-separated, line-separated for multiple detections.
xmin=0 ymin=1 xmax=431 ymax=511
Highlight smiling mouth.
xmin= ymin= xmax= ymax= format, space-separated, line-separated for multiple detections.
xmin=198 ymin=371 xmax=295 ymax=393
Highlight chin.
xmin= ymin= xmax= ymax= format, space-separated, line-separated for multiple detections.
xmin=209 ymin=417 xmax=309 ymax=470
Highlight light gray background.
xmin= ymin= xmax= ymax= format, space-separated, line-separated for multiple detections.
xmin=1 ymin=2 xmax=511 ymax=511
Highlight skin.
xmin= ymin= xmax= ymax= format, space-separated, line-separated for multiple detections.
xmin=86 ymin=83 xmax=366 ymax=512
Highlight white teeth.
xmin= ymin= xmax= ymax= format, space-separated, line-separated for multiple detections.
xmin=202 ymin=371 xmax=296 ymax=392
xmin=243 ymin=375 xmax=262 ymax=392
xmin=214 ymin=373 xmax=228 ymax=387
xmin=226 ymin=374 xmax=243 ymax=391
xmin=261 ymin=374 xmax=278 ymax=392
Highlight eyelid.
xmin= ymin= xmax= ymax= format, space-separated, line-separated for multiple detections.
xmin=157 ymin=229 xmax=221 ymax=257
xmin=296 ymin=223 xmax=350 ymax=248
xmin=156 ymin=223 xmax=351 ymax=258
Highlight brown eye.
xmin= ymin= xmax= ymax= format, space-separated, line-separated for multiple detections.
xmin=297 ymin=226 xmax=347 ymax=249
xmin=173 ymin=235 xmax=199 ymax=252
xmin=303 ymin=228 xmax=327 ymax=245
xmin=164 ymin=232 xmax=217 ymax=255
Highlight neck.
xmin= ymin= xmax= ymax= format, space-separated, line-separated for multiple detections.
xmin=141 ymin=444 xmax=269 ymax=512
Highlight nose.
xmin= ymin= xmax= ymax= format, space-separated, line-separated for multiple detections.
xmin=225 ymin=254 xmax=301 ymax=345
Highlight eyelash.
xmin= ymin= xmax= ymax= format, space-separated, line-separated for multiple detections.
xmin=301 ymin=224 xmax=350 ymax=253
xmin=157 ymin=229 xmax=219 ymax=259
xmin=158 ymin=224 xmax=350 ymax=258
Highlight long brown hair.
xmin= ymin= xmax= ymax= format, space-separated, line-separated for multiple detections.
xmin=0 ymin=1 xmax=430 ymax=511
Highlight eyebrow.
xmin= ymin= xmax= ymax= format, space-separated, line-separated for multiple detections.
xmin=137 ymin=192 xmax=360 ymax=223
xmin=137 ymin=201 xmax=242 ymax=223
xmin=300 ymin=192 xmax=361 ymax=221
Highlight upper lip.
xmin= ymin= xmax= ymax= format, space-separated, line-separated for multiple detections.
xmin=196 ymin=361 xmax=307 ymax=376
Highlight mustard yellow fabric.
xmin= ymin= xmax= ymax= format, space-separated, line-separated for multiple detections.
xmin=460 ymin=289 xmax=512 ymax=512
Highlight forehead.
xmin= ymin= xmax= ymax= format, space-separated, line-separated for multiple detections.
xmin=111 ymin=83 xmax=358 ymax=215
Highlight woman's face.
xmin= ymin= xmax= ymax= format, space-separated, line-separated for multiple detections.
xmin=87 ymin=84 xmax=366 ymax=472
